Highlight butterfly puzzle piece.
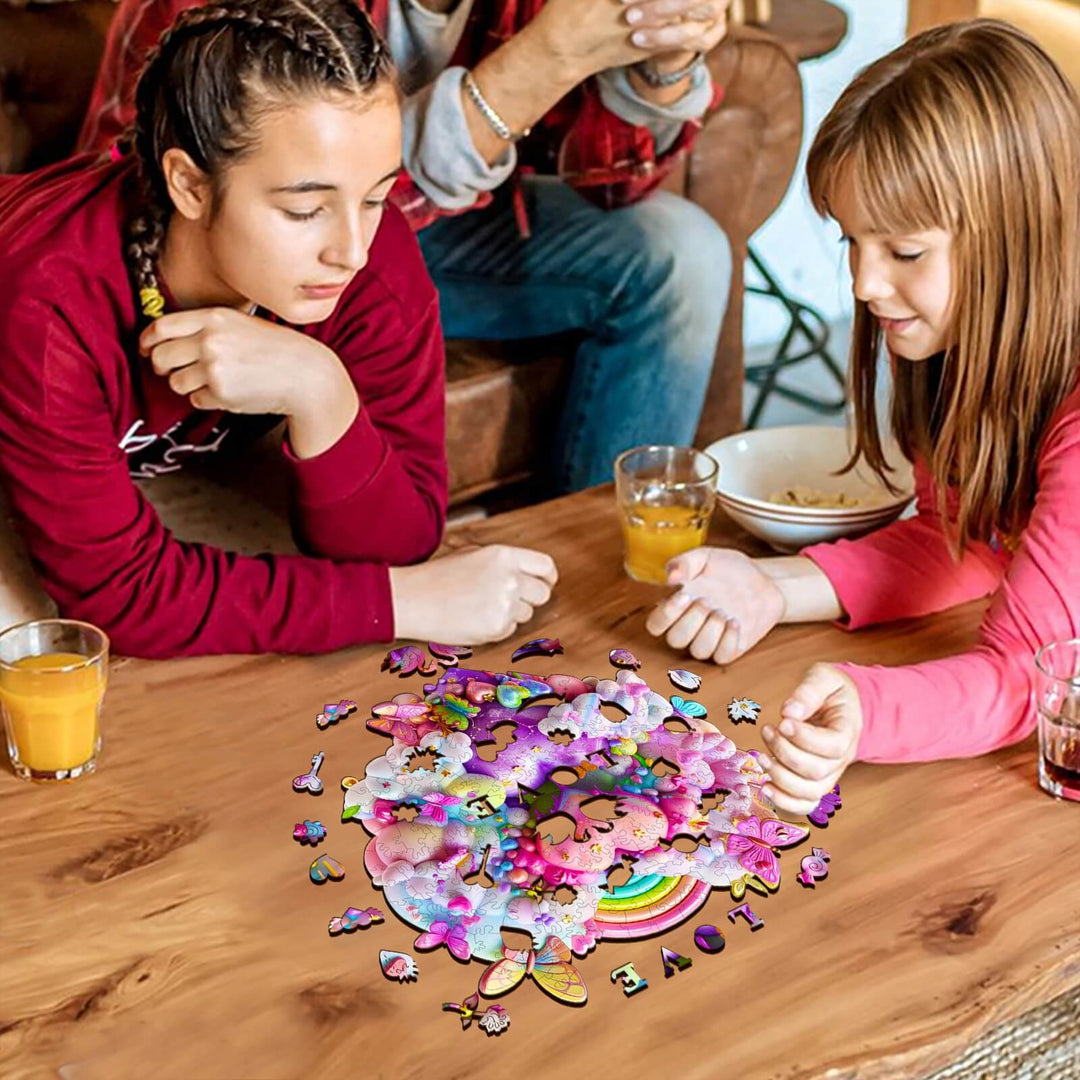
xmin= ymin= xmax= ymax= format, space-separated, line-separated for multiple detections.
xmin=328 ymin=906 xmax=384 ymax=934
xmin=415 ymin=920 xmax=471 ymax=962
xmin=429 ymin=692 xmax=480 ymax=730
xmin=367 ymin=694 xmax=440 ymax=745
xmin=723 ymin=814 xmax=809 ymax=887
xmin=316 ymin=700 xmax=357 ymax=729
xmin=292 ymin=752 xmax=324 ymax=794
xmin=382 ymin=645 xmax=437 ymax=677
xmin=671 ymin=695 xmax=708 ymax=720
xmin=380 ymin=951 xmax=419 ymax=982
xmin=292 ymin=820 xmax=326 ymax=845
xmin=478 ymin=934 xmax=587 ymax=1005
xmin=728 ymin=697 xmax=762 ymax=723
xmin=510 ymin=638 xmax=563 ymax=662
xmin=429 ymin=642 xmax=474 ymax=667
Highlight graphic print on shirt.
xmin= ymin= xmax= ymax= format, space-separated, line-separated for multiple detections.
xmin=120 ymin=415 xmax=232 ymax=479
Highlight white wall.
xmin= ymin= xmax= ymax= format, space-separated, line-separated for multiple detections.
xmin=744 ymin=0 xmax=908 ymax=347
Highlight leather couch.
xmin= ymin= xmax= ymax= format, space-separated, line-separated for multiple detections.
xmin=0 ymin=1 xmax=804 ymax=505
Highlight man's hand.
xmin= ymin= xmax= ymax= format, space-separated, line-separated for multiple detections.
xmin=625 ymin=0 xmax=730 ymax=94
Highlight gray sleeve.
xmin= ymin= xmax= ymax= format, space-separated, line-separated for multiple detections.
xmin=596 ymin=63 xmax=713 ymax=155
xmin=402 ymin=66 xmax=517 ymax=211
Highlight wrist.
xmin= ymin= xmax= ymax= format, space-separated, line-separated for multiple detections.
xmin=388 ymin=565 xmax=420 ymax=642
xmin=523 ymin=13 xmax=600 ymax=84
xmin=286 ymin=349 xmax=358 ymax=459
xmin=648 ymin=49 xmax=699 ymax=74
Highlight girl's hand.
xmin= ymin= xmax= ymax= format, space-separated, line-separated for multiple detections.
xmin=757 ymin=663 xmax=863 ymax=815
xmin=390 ymin=544 xmax=559 ymax=645
xmin=644 ymin=547 xmax=785 ymax=664
xmin=140 ymin=307 xmax=354 ymax=420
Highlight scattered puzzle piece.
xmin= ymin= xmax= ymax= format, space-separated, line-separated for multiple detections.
xmin=292 ymin=820 xmax=326 ymax=845
xmin=309 ymin=854 xmax=345 ymax=884
xmin=661 ymin=947 xmax=693 ymax=977
xmin=728 ymin=697 xmax=761 ymax=723
xmin=798 ymin=847 xmax=831 ymax=887
xmin=381 ymin=951 xmax=418 ymax=982
xmin=727 ymin=902 xmax=764 ymax=930
xmin=328 ymin=906 xmax=384 ymax=934
xmin=611 ymin=962 xmax=649 ymax=996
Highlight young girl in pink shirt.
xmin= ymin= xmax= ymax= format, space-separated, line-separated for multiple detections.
xmin=648 ymin=19 xmax=1080 ymax=813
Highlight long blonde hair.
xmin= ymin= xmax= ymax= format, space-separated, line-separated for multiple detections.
xmin=807 ymin=19 xmax=1080 ymax=554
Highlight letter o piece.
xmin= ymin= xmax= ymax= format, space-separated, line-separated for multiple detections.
xmin=693 ymin=924 xmax=727 ymax=953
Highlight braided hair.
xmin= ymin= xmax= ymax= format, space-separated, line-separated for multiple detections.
xmin=126 ymin=0 xmax=394 ymax=318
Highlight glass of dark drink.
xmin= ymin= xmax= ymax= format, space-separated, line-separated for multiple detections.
xmin=1033 ymin=639 xmax=1080 ymax=802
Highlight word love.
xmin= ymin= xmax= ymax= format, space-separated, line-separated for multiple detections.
xmin=797 ymin=847 xmax=831 ymax=887
xmin=293 ymin=751 xmax=325 ymax=794
xmin=611 ymin=946 xmax=694 ymax=997
xmin=328 ymin=906 xmax=384 ymax=935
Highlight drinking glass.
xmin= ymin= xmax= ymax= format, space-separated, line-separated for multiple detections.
xmin=1033 ymin=638 xmax=1080 ymax=802
xmin=615 ymin=446 xmax=718 ymax=585
xmin=0 ymin=619 xmax=109 ymax=781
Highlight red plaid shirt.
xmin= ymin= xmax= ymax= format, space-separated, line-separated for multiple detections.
xmin=77 ymin=0 xmax=721 ymax=230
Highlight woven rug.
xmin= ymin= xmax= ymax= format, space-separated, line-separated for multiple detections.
xmin=924 ymin=981 xmax=1080 ymax=1079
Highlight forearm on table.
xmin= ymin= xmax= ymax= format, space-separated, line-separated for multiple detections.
xmin=757 ymin=555 xmax=845 ymax=623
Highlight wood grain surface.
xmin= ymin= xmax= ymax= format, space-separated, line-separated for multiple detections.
xmin=2 ymin=486 xmax=1078 ymax=1080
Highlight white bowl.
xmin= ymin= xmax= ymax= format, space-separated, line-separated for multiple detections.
xmin=704 ymin=426 xmax=915 ymax=553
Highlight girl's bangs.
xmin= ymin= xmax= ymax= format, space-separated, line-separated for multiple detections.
xmin=813 ymin=117 xmax=954 ymax=237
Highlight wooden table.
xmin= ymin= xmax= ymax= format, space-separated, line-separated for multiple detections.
xmin=3 ymin=487 xmax=1079 ymax=1080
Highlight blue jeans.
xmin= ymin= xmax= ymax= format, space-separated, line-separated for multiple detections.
xmin=418 ymin=178 xmax=732 ymax=493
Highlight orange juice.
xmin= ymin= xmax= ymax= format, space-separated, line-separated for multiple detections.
xmin=0 ymin=652 xmax=105 ymax=775
xmin=621 ymin=504 xmax=709 ymax=584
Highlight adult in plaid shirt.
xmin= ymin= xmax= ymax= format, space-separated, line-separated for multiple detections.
xmin=79 ymin=0 xmax=733 ymax=492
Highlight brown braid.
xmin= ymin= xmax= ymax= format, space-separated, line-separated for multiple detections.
xmin=125 ymin=0 xmax=394 ymax=317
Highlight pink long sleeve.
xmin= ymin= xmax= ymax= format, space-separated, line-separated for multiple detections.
xmin=806 ymin=391 xmax=1080 ymax=763
xmin=802 ymin=460 xmax=1004 ymax=629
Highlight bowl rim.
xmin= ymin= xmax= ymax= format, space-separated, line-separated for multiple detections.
xmin=716 ymin=489 xmax=913 ymax=524
xmin=705 ymin=426 xmax=914 ymax=517
xmin=717 ymin=500 xmax=908 ymax=529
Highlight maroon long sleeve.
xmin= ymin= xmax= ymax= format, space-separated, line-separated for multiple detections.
xmin=0 ymin=157 xmax=447 ymax=658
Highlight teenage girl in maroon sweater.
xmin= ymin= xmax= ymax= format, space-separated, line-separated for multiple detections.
xmin=0 ymin=0 xmax=556 ymax=657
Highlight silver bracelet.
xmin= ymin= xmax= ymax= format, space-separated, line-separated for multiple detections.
xmin=463 ymin=71 xmax=530 ymax=142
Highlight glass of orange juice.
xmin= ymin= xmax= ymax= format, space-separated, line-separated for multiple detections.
xmin=615 ymin=445 xmax=718 ymax=585
xmin=0 ymin=619 xmax=109 ymax=781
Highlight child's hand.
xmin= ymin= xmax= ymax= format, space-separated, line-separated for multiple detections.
xmin=390 ymin=544 xmax=558 ymax=645
xmin=757 ymin=663 xmax=862 ymax=815
xmin=644 ymin=547 xmax=785 ymax=664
